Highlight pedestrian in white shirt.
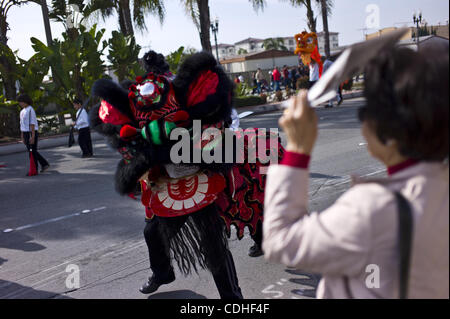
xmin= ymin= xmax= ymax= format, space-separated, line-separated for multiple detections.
xmin=309 ymin=60 xmax=320 ymax=89
xmin=72 ymin=98 xmax=93 ymax=158
xmin=18 ymin=94 xmax=50 ymax=175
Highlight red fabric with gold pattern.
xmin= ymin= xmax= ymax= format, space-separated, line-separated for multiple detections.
xmin=141 ymin=171 xmax=226 ymax=217
xmin=216 ymin=129 xmax=285 ymax=239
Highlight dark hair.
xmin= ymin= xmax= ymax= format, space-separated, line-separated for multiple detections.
xmin=73 ymin=97 xmax=83 ymax=105
xmin=17 ymin=94 xmax=33 ymax=105
xmin=361 ymin=46 xmax=449 ymax=161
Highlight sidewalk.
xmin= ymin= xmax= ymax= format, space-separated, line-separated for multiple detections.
xmin=0 ymin=132 xmax=105 ymax=157
xmin=0 ymin=91 xmax=363 ymax=157
xmin=237 ymin=90 xmax=364 ymax=114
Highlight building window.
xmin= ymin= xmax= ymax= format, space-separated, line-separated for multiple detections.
xmin=289 ymin=39 xmax=294 ymax=45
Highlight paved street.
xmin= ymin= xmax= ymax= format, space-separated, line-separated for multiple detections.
xmin=0 ymin=97 xmax=385 ymax=299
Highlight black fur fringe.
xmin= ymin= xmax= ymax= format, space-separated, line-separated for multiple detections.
xmin=157 ymin=204 xmax=229 ymax=276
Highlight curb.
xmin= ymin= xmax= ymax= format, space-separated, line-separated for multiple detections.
xmin=237 ymin=91 xmax=364 ymax=115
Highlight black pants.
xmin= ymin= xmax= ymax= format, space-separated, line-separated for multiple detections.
xmin=78 ymin=127 xmax=93 ymax=156
xmin=250 ymin=220 xmax=263 ymax=248
xmin=23 ymin=131 xmax=49 ymax=171
xmin=143 ymin=213 xmax=243 ymax=299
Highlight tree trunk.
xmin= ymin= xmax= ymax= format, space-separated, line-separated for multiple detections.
xmin=119 ymin=0 xmax=134 ymax=36
xmin=40 ymin=0 xmax=53 ymax=46
xmin=320 ymin=0 xmax=330 ymax=58
xmin=305 ymin=0 xmax=316 ymax=33
xmin=197 ymin=0 xmax=212 ymax=53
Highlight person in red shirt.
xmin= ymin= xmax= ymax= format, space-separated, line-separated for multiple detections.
xmin=272 ymin=67 xmax=281 ymax=91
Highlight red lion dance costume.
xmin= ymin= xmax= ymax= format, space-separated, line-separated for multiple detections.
xmin=90 ymin=51 xmax=283 ymax=299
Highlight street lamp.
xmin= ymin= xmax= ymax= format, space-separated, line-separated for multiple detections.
xmin=413 ymin=10 xmax=423 ymax=47
xmin=211 ymin=17 xmax=220 ymax=63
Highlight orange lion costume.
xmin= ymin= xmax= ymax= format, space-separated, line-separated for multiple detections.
xmin=294 ymin=31 xmax=323 ymax=77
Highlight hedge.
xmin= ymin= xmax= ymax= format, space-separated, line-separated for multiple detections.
xmin=234 ymin=96 xmax=266 ymax=108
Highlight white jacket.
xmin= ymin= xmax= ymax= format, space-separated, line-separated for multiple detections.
xmin=263 ymin=162 xmax=449 ymax=298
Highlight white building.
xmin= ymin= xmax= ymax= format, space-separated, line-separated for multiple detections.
xmin=213 ymin=32 xmax=340 ymax=61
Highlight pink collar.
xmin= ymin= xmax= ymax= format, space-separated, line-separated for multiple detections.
xmin=387 ymin=159 xmax=420 ymax=176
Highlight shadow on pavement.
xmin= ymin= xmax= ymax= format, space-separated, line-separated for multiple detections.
xmin=285 ymin=268 xmax=321 ymax=299
xmin=148 ymin=290 xmax=207 ymax=299
xmin=0 ymin=232 xmax=46 ymax=252
xmin=0 ymin=279 xmax=73 ymax=299
xmin=310 ymin=172 xmax=341 ymax=179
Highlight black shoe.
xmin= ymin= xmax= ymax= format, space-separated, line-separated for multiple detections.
xmin=82 ymin=154 xmax=93 ymax=158
xmin=338 ymin=98 xmax=343 ymax=106
xmin=40 ymin=164 xmax=50 ymax=173
xmin=248 ymin=243 xmax=264 ymax=257
xmin=139 ymin=271 xmax=175 ymax=294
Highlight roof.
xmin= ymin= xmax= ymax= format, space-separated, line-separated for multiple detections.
xmin=234 ymin=37 xmax=264 ymax=45
xmin=212 ymin=43 xmax=235 ymax=49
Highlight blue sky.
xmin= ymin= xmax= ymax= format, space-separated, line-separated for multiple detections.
xmin=7 ymin=0 xmax=450 ymax=60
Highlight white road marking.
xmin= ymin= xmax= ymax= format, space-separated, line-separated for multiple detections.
xmin=2 ymin=207 xmax=107 ymax=233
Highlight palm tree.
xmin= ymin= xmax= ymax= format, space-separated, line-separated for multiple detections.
xmin=87 ymin=0 xmax=165 ymax=37
xmin=282 ymin=0 xmax=333 ymax=57
xmin=181 ymin=0 xmax=212 ymax=52
xmin=262 ymin=38 xmax=288 ymax=51
xmin=318 ymin=0 xmax=333 ymax=58
xmin=281 ymin=0 xmax=316 ymax=33
xmin=181 ymin=0 xmax=268 ymax=54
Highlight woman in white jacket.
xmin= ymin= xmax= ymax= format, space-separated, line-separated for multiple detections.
xmin=263 ymin=46 xmax=449 ymax=299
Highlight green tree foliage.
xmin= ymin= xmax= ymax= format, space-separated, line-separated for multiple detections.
xmin=412 ymin=23 xmax=438 ymax=38
xmin=86 ymin=0 xmax=165 ymax=36
xmin=106 ymin=30 xmax=144 ymax=82
xmin=165 ymin=46 xmax=197 ymax=74
xmin=31 ymin=24 xmax=107 ymax=117
xmin=263 ymin=38 xmax=288 ymax=51
xmin=237 ymin=48 xmax=248 ymax=55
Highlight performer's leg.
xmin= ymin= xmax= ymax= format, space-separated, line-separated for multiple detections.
xmin=192 ymin=205 xmax=243 ymax=299
xmin=211 ymin=248 xmax=243 ymax=299
xmin=143 ymin=218 xmax=174 ymax=280
xmin=249 ymin=220 xmax=264 ymax=257
xmin=140 ymin=217 xmax=175 ymax=294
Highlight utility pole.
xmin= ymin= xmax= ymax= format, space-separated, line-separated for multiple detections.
xmin=210 ymin=18 xmax=219 ymax=63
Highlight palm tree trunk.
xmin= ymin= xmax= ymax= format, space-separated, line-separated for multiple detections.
xmin=40 ymin=0 xmax=53 ymax=46
xmin=320 ymin=0 xmax=330 ymax=58
xmin=305 ymin=0 xmax=316 ymax=33
xmin=119 ymin=0 xmax=134 ymax=36
xmin=197 ymin=0 xmax=212 ymax=53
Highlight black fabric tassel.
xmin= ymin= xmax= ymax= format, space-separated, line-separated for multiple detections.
xmin=157 ymin=204 xmax=229 ymax=276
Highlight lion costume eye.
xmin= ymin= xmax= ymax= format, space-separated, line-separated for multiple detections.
xmin=138 ymin=82 xmax=156 ymax=97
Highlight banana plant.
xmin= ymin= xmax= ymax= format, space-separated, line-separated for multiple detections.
xmin=31 ymin=24 xmax=106 ymax=117
xmin=106 ymin=30 xmax=143 ymax=82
